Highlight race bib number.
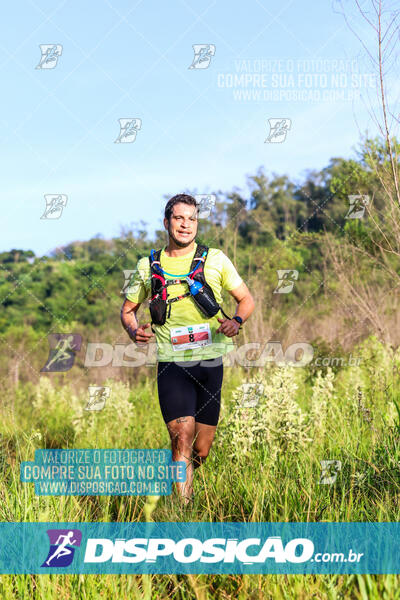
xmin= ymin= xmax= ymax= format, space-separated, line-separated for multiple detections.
xmin=170 ymin=323 xmax=212 ymax=352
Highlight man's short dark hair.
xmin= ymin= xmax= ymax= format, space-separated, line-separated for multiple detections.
xmin=164 ymin=194 xmax=198 ymax=222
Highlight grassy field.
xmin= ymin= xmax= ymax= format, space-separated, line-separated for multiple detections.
xmin=1 ymin=336 xmax=400 ymax=598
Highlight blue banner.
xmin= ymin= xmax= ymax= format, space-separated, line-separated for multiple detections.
xmin=20 ymin=449 xmax=185 ymax=496
xmin=0 ymin=522 xmax=399 ymax=574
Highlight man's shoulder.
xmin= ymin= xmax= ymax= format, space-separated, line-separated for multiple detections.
xmin=137 ymin=255 xmax=150 ymax=265
xmin=205 ymin=247 xmax=228 ymax=262
xmin=204 ymin=245 xmax=223 ymax=256
xmin=204 ymin=247 xmax=233 ymax=275
xmin=136 ymin=255 xmax=151 ymax=274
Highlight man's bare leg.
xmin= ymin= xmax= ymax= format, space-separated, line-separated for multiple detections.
xmin=166 ymin=416 xmax=196 ymax=502
xmin=192 ymin=422 xmax=217 ymax=469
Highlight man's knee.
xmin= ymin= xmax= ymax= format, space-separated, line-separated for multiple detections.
xmin=175 ymin=433 xmax=195 ymax=452
xmin=168 ymin=420 xmax=195 ymax=452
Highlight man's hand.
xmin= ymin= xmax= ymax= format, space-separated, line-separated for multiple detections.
xmin=131 ymin=322 xmax=155 ymax=344
xmin=216 ymin=317 xmax=240 ymax=337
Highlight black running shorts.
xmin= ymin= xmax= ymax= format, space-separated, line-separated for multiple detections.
xmin=156 ymin=357 xmax=224 ymax=426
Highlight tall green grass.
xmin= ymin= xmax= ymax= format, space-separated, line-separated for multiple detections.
xmin=1 ymin=336 xmax=400 ymax=598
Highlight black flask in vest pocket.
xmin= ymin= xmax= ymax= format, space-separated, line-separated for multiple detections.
xmin=186 ymin=277 xmax=221 ymax=318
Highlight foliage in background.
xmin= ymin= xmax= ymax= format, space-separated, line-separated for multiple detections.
xmin=2 ymin=136 xmax=400 ymax=391
xmin=0 ymin=336 xmax=400 ymax=597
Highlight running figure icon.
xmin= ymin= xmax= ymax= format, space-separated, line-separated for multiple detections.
xmin=45 ymin=531 xmax=77 ymax=566
xmin=40 ymin=334 xmax=82 ymax=372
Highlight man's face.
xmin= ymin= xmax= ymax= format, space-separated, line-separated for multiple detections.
xmin=164 ymin=202 xmax=198 ymax=248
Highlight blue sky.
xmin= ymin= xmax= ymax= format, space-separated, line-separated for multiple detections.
xmin=0 ymin=0 xmax=385 ymax=255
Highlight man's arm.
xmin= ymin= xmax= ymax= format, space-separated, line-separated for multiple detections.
xmin=216 ymin=282 xmax=255 ymax=336
xmin=228 ymin=282 xmax=255 ymax=323
xmin=120 ymin=298 xmax=154 ymax=344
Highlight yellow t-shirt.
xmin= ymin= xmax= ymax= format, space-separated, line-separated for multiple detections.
xmin=125 ymin=242 xmax=243 ymax=362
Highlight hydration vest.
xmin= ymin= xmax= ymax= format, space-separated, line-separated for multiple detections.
xmin=148 ymin=244 xmax=231 ymax=329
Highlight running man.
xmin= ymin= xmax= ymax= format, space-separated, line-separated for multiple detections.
xmin=120 ymin=194 xmax=255 ymax=502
